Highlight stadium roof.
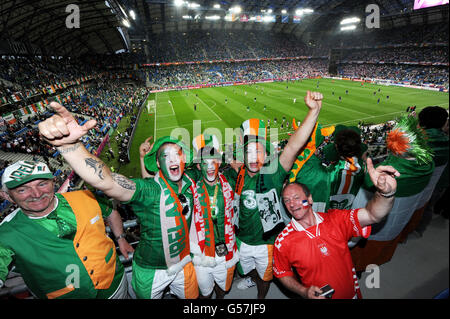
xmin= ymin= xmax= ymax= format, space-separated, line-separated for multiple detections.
xmin=128 ymin=0 xmax=447 ymax=36
xmin=0 ymin=0 xmax=128 ymax=56
xmin=0 ymin=0 xmax=447 ymax=56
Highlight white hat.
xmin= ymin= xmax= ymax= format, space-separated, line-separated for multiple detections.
xmin=1 ymin=160 xmax=53 ymax=189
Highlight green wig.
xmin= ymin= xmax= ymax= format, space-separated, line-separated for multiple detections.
xmin=386 ymin=114 xmax=434 ymax=165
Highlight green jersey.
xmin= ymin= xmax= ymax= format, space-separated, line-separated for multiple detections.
xmin=235 ymin=160 xmax=288 ymax=245
xmin=125 ymin=174 xmax=194 ymax=269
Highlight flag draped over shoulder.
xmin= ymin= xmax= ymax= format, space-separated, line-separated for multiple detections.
xmin=289 ymin=122 xmax=335 ymax=182
xmin=364 ymin=155 xmax=434 ymax=197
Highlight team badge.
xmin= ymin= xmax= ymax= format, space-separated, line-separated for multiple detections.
xmin=318 ymin=243 xmax=329 ymax=257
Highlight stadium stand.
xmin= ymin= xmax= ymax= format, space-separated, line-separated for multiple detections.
xmin=0 ymin=0 xmax=448 ymax=303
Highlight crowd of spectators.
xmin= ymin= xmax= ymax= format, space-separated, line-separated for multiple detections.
xmin=337 ymin=63 xmax=448 ymax=87
xmin=340 ymin=46 xmax=448 ymax=64
xmin=0 ymin=80 xmax=148 ymax=220
xmin=146 ymin=59 xmax=328 ymax=88
xmin=329 ymin=23 xmax=448 ymax=49
xmin=144 ymin=31 xmax=326 ymax=63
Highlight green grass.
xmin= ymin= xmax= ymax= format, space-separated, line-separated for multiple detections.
xmin=117 ymin=78 xmax=449 ymax=178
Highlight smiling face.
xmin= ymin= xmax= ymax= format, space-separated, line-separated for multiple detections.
xmin=198 ymin=157 xmax=221 ymax=184
xmin=245 ymin=141 xmax=266 ymax=174
xmin=282 ymin=183 xmax=314 ymax=222
xmin=5 ymin=179 xmax=56 ymax=217
xmin=157 ymin=143 xmax=186 ymax=182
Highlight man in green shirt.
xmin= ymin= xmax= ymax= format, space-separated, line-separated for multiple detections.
xmin=0 ymin=160 xmax=132 ymax=299
xmin=38 ymin=102 xmax=199 ymax=299
xmin=231 ymin=91 xmax=323 ymax=299
xmin=292 ymin=124 xmax=368 ymax=212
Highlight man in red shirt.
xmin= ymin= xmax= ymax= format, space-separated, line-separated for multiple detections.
xmin=273 ymin=158 xmax=399 ymax=299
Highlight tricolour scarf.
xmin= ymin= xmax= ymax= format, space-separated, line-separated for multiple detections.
xmin=191 ymin=173 xmax=238 ymax=269
xmin=156 ymin=171 xmax=194 ymax=275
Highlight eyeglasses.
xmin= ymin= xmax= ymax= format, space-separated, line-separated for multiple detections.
xmin=178 ymin=194 xmax=189 ymax=215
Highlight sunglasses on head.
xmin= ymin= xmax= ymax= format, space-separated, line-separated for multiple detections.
xmin=178 ymin=194 xmax=189 ymax=215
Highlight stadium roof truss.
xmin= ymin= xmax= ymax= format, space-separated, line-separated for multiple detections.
xmin=0 ymin=0 xmax=129 ymax=56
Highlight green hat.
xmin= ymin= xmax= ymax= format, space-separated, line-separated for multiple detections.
xmin=144 ymin=136 xmax=192 ymax=172
xmin=1 ymin=160 xmax=54 ymax=189
xmin=322 ymin=125 xmax=368 ymax=162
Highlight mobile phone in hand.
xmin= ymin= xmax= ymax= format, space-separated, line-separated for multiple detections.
xmin=318 ymin=284 xmax=334 ymax=298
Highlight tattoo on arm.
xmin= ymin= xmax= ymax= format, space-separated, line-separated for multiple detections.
xmin=84 ymin=158 xmax=106 ymax=180
xmin=112 ymin=173 xmax=136 ymax=190
xmin=57 ymin=143 xmax=81 ymax=154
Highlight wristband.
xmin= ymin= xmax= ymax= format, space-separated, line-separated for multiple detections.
xmin=378 ymin=190 xmax=396 ymax=198
xmin=115 ymin=233 xmax=126 ymax=241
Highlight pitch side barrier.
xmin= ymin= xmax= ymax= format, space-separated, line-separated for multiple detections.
xmin=325 ymin=76 xmax=449 ymax=92
xmin=127 ymin=92 xmax=150 ymax=161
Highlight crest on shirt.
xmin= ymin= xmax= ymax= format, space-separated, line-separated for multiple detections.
xmin=318 ymin=243 xmax=329 ymax=257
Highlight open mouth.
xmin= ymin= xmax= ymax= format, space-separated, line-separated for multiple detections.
xmin=249 ymin=162 xmax=261 ymax=170
xmin=169 ymin=165 xmax=180 ymax=176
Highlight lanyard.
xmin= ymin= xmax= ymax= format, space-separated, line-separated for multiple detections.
xmin=211 ymin=182 xmax=219 ymax=215
xmin=205 ymin=181 xmax=221 ymax=240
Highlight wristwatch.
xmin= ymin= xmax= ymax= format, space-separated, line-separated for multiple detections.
xmin=115 ymin=233 xmax=127 ymax=241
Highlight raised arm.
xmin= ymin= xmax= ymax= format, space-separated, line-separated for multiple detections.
xmin=38 ymin=102 xmax=136 ymax=202
xmin=279 ymin=91 xmax=323 ymax=172
xmin=357 ymin=158 xmax=400 ymax=228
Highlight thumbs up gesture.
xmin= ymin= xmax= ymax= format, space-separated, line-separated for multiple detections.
xmin=38 ymin=102 xmax=97 ymax=146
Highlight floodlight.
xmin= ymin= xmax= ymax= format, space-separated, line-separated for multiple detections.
xmin=340 ymin=17 xmax=360 ymax=25
xmin=268 ymin=9 xmax=273 ymax=14
xmin=340 ymin=25 xmax=357 ymax=31
xmin=213 ymin=4 xmax=220 ymax=9
xmin=295 ymin=8 xmax=314 ymax=15
xmin=281 ymin=9 xmax=287 ymax=14
xmin=129 ymin=10 xmax=136 ymax=20
xmin=230 ymin=6 xmax=241 ymax=13
xmin=205 ymin=15 xmax=221 ymax=20
xmin=122 ymin=19 xmax=130 ymax=27
xmin=174 ymin=0 xmax=183 ymax=7
xmin=188 ymin=2 xmax=200 ymax=8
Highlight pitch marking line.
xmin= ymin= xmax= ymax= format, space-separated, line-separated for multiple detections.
xmin=196 ymin=96 xmax=222 ymax=121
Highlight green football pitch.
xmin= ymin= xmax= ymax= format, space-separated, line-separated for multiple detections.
xmin=118 ymin=78 xmax=448 ymax=177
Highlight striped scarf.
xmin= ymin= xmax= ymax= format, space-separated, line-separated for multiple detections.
xmin=191 ymin=173 xmax=238 ymax=268
xmin=156 ymin=172 xmax=193 ymax=275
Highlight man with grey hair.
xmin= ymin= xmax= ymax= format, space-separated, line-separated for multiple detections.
xmin=0 ymin=160 xmax=133 ymax=299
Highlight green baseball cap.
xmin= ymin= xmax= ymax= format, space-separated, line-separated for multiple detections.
xmin=1 ymin=160 xmax=54 ymax=189
xmin=143 ymin=136 xmax=193 ymax=172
